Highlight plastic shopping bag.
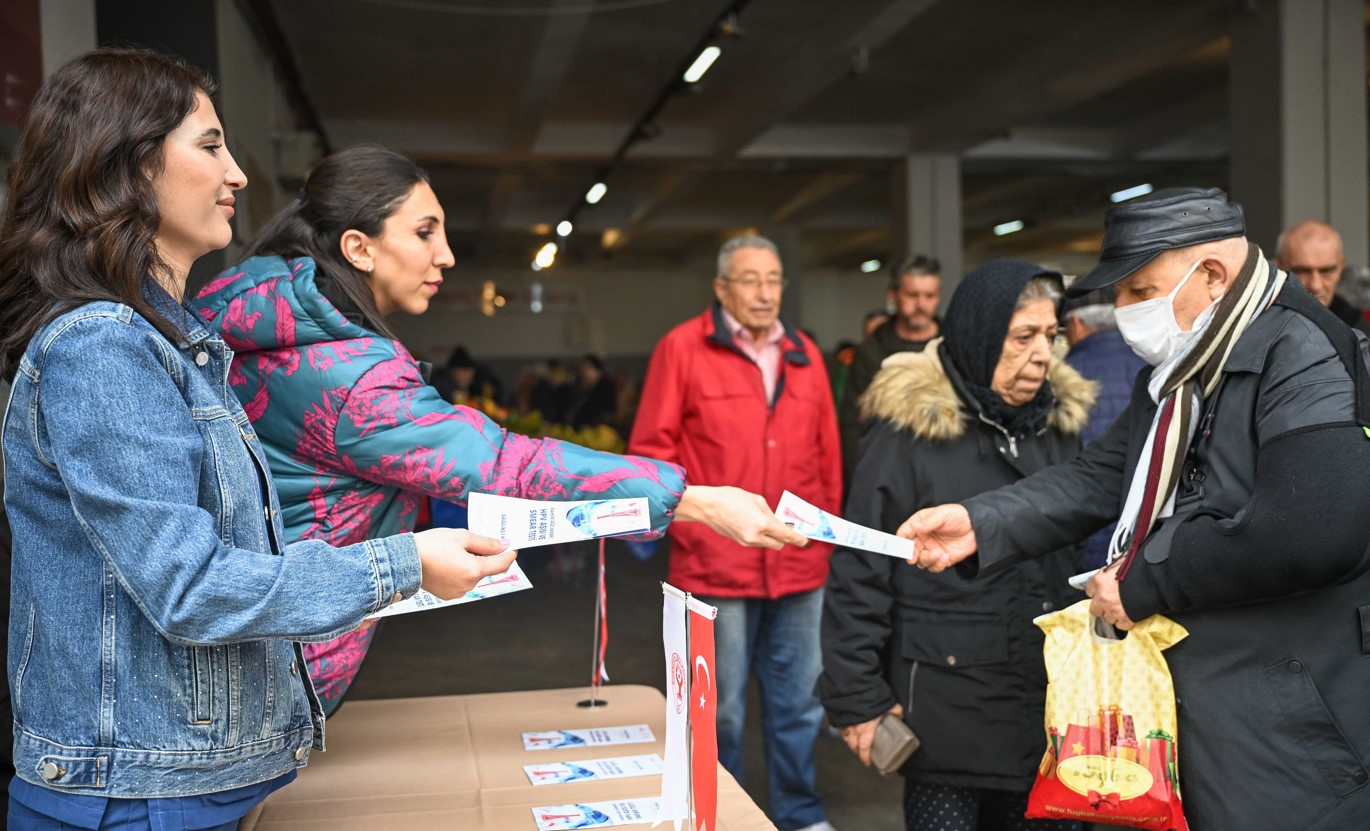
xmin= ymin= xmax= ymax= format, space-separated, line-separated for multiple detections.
xmin=1026 ymin=600 xmax=1190 ymax=831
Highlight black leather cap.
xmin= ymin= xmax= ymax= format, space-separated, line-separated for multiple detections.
xmin=1070 ymin=187 xmax=1245 ymax=297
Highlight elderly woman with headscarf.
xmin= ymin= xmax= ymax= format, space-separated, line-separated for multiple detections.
xmin=817 ymin=259 xmax=1096 ymax=831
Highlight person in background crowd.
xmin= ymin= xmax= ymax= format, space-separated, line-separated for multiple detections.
xmin=531 ymin=358 xmax=574 ymax=423
xmin=630 ymin=235 xmax=842 ymax=831
xmin=820 ymin=260 xmax=1092 ymax=831
xmin=840 ymin=255 xmax=942 ymax=489
xmin=432 ymin=344 xmax=503 ymax=405
xmin=198 ymin=146 xmax=806 ymax=716
xmin=906 ymin=188 xmax=1370 ymax=830
xmin=1275 ymin=219 xmax=1370 ymax=336
xmin=1062 ymin=286 xmax=1146 ymax=570
xmin=564 ymin=353 xmax=618 ymax=428
xmin=0 ymin=47 xmax=517 ymax=830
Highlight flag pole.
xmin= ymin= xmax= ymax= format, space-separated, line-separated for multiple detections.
xmin=578 ymin=539 xmax=609 ymax=709
xmin=685 ymin=590 xmax=695 ymax=831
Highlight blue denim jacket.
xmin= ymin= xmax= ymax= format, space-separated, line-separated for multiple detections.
xmin=0 ymin=287 xmax=422 ymax=798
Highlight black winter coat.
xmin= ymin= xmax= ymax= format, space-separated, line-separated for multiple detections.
xmin=818 ymin=341 xmax=1096 ymax=790
xmin=962 ymin=280 xmax=1370 ymax=830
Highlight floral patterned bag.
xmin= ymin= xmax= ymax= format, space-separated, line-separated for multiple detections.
xmin=1027 ymin=600 xmax=1190 ymax=831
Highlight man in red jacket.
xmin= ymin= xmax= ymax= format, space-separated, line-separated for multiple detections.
xmin=630 ymin=236 xmax=842 ymax=831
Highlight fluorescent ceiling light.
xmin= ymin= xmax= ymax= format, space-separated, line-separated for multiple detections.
xmin=860 ymin=259 xmax=881 ymax=273
xmin=1110 ymin=183 xmax=1153 ymax=203
xmin=683 ymin=46 xmax=722 ymax=84
xmin=993 ymin=220 xmax=1025 ymax=236
xmin=556 ymin=220 xmax=573 ymax=237
xmin=585 ymin=182 xmax=608 ymax=204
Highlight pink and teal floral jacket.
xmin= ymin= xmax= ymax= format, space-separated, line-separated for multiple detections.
xmin=196 ymin=255 xmax=685 ymax=712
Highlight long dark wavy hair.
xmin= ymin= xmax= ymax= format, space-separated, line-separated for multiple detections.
xmin=241 ymin=145 xmax=432 ymax=341
xmin=0 ymin=47 xmax=216 ymax=382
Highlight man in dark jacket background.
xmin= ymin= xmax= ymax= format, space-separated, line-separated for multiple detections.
xmin=839 ymin=255 xmax=941 ymax=488
xmin=905 ymin=187 xmax=1370 ymax=831
xmin=1275 ymin=219 xmax=1370 ymax=337
xmin=1063 ymin=286 xmax=1146 ymax=569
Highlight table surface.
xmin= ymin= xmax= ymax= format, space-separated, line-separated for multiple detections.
xmin=238 ymin=685 xmax=777 ymax=830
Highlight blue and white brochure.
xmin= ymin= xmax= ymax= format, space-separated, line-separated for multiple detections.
xmin=522 ymin=724 xmax=656 ymax=751
xmin=469 ymin=492 xmax=650 ymax=547
xmin=532 ymin=797 xmax=661 ymax=830
xmin=524 ymin=754 xmax=665 ymax=786
xmin=777 ymin=490 xmax=915 ymax=559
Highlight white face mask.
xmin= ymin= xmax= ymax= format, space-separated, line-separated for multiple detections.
xmin=1115 ymin=257 xmax=1208 ymax=366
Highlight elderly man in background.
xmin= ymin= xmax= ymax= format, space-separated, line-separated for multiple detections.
xmin=904 ymin=187 xmax=1370 ymax=830
xmin=839 ymin=255 xmax=941 ymax=488
xmin=1275 ymin=219 xmax=1370 ymax=336
xmin=630 ymin=235 xmax=842 ymax=831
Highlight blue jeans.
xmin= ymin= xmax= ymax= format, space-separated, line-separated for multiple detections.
xmin=699 ymin=589 xmax=826 ymax=831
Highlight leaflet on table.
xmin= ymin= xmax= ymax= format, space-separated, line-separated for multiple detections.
xmin=776 ymin=490 xmax=915 ymax=560
xmin=532 ymin=797 xmax=661 ymax=830
xmin=468 ymin=492 xmax=651 ymax=548
xmin=522 ymin=724 xmax=656 ymax=751
xmin=366 ymin=561 xmax=532 ymax=620
xmin=524 ymin=754 xmax=664 ymax=786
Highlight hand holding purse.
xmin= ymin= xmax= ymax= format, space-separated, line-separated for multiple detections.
xmin=869 ymin=712 xmax=920 ymax=776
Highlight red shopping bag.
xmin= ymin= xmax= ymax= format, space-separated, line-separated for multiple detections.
xmin=1027 ymin=601 xmax=1189 ymax=831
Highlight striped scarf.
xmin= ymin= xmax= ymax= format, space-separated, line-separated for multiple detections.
xmin=1111 ymin=243 xmax=1284 ymax=579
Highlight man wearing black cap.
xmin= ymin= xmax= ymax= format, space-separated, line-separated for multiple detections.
xmin=900 ymin=187 xmax=1370 ymax=829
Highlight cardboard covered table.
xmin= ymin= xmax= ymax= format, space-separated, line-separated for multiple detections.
xmin=237 ymin=685 xmax=777 ymax=830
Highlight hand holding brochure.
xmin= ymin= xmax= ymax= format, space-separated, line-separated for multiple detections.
xmin=776 ymin=490 xmax=914 ymax=560
xmin=367 ymin=561 xmax=533 ymax=620
xmin=368 ymin=493 xmax=650 ymax=619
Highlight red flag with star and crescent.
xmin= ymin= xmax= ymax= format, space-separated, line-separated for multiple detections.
xmin=689 ymin=609 xmax=717 ymax=831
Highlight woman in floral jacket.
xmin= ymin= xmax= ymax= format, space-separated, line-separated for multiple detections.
xmin=197 ymin=145 xmax=802 ymax=713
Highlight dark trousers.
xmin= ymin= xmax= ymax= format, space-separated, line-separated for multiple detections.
xmin=903 ymin=780 xmax=1082 ymax=831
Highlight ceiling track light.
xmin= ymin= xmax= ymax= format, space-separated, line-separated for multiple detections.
xmin=683 ymin=46 xmax=722 ymax=84
xmin=556 ymin=0 xmax=753 ymax=253
xmin=993 ymin=220 xmax=1026 ymax=236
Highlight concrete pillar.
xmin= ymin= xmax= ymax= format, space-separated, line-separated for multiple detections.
xmin=761 ymin=225 xmax=805 ymax=331
xmin=40 ymin=0 xmax=96 ymax=73
xmin=1229 ymin=0 xmax=1368 ymax=265
xmin=892 ymin=153 xmax=962 ymax=307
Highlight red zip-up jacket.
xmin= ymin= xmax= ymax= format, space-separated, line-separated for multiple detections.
xmin=629 ymin=305 xmax=842 ymax=598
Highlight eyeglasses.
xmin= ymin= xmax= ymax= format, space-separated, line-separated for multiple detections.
xmin=725 ymin=277 xmax=787 ymax=291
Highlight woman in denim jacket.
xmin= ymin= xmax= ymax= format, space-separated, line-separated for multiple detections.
xmin=195 ymin=146 xmax=811 ymax=714
xmin=0 ymin=49 xmax=519 ymax=830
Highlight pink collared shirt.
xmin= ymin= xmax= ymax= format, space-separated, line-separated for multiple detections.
xmin=720 ymin=308 xmax=785 ymax=403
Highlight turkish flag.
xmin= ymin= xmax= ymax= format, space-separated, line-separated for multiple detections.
xmin=689 ymin=610 xmax=717 ymax=831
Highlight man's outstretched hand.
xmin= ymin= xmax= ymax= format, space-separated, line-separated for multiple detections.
xmin=898 ymin=504 xmax=977 ymax=572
